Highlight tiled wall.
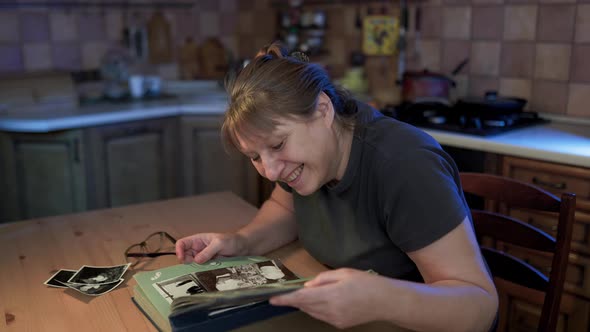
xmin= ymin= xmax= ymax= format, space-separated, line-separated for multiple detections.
xmin=0 ymin=0 xmax=275 ymax=77
xmin=297 ymin=0 xmax=590 ymax=119
xmin=1 ymin=0 xmax=589 ymax=119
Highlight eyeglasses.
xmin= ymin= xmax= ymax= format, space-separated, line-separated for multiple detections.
xmin=124 ymin=231 xmax=177 ymax=267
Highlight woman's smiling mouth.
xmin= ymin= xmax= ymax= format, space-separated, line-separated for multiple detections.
xmin=285 ymin=164 xmax=304 ymax=183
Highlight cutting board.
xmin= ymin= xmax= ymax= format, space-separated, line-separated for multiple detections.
xmin=147 ymin=11 xmax=173 ymax=64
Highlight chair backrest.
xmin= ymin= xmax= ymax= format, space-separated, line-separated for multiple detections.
xmin=459 ymin=172 xmax=576 ymax=332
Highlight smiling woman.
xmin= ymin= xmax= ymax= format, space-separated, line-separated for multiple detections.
xmin=174 ymin=41 xmax=499 ymax=332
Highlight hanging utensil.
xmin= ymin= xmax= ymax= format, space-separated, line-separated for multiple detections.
xmin=396 ymin=0 xmax=408 ymax=83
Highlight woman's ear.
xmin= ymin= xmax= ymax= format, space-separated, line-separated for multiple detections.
xmin=316 ymin=92 xmax=335 ymax=128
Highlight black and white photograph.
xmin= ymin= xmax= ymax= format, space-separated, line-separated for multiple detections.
xmin=67 ymin=263 xmax=131 ymax=285
xmin=62 ymin=279 xmax=124 ymax=296
xmin=44 ymin=269 xmax=77 ymax=288
xmin=194 ymin=260 xmax=299 ymax=292
xmin=154 ymin=274 xmax=206 ymax=304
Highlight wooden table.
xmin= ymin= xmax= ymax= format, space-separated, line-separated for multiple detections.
xmin=0 ymin=192 xmax=408 ymax=332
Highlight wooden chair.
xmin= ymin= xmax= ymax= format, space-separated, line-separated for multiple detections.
xmin=459 ymin=172 xmax=576 ymax=332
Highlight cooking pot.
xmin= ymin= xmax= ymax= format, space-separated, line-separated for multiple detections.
xmin=400 ymin=59 xmax=469 ymax=103
xmin=401 ymin=70 xmax=455 ymax=102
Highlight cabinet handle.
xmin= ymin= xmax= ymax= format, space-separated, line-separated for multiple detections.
xmin=532 ymin=177 xmax=566 ymax=190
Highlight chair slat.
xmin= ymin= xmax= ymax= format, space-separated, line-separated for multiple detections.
xmin=481 ymin=247 xmax=548 ymax=292
xmin=471 ymin=210 xmax=555 ymax=253
xmin=460 ymin=173 xmax=561 ymax=212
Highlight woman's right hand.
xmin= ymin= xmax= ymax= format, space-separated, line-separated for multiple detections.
xmin=175 ymin=233 xmax=247 ymax=264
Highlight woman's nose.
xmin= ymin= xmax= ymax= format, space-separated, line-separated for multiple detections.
xmin=261 ymin=155 xmax=283 ymax=182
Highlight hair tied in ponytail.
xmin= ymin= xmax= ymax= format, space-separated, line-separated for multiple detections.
xmin=290 ymin=51 xmax=309 ymax=63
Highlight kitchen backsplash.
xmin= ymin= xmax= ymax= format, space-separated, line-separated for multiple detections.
xmin=0 ymin=0 xmax=589 ymax=119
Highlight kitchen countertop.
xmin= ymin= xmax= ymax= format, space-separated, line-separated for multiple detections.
xmin=421 ymin=120 xmax=590 ymax=168
xmin=0 ymin=94 xmax=589 ymax=168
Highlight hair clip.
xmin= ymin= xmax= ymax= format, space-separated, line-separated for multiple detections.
xmin=290 ymin=51 xmax=309 ymax=63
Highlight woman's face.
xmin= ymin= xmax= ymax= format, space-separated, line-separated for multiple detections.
xmin=235 ymin=93 xmax=346 ymax=196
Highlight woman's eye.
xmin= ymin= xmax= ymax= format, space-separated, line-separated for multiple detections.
xmin=251 ymin=155 xmax=261 ymax=162
xmin=271 ymin=141 xmax=284 ymax=151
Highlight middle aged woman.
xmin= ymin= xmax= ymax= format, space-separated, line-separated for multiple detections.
xmin=176 ymin=41 xmax=498 ymax=332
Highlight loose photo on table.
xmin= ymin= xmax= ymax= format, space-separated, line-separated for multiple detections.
xmin=44 ymin=269 xmax=77 ymax=288
xmin=68 ymin=263 xmax=131 ymax=284
xmin=61 ymin=279 xmax=124 ymax=296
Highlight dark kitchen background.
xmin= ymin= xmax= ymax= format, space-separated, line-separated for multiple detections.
xmin=0 ymin=0 xmax=589 ymax=119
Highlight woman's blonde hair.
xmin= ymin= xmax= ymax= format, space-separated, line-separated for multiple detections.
xmin=221 ymin=41 xmax=356 ymax=154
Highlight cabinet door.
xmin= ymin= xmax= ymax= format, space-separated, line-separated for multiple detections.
xmin=180 ymin=116 xmax=259 ymax=206
xmin=0 ymin=130 xmax=86 ymax=222
xmin=86 ymin=118 xmax=178 ymax=208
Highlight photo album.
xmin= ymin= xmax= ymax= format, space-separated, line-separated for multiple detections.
xmin=132 ymin=256 xmax=308 ymax=332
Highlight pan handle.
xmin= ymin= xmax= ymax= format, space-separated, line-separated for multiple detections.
xmin=451 ymin=58 xmax=469 ymax=76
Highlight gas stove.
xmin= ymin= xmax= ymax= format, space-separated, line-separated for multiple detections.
xmin=381 ymin=101 xmax=550 ymax=137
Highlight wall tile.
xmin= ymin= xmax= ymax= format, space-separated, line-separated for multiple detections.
xmin=471 ymin=6 xmax=504 ymax=40
xmin=536 ymin=5 xmax=575 ymax=42
xmin=238 ymin=0 xmax=257 ymax=11
xmin=198 ymin=0 xmax=219 ymax=11
xmin=442 ymin=6 xmax=471 ymax=39
xmin=453 ymin=74 xmax=470 ymax=98
xmin=570 ymin=45 xmax=590 ymax=83
xmin=499 ymin=78 xmax=532 ymax=104
xmin=539 ymin=0 xmax=576 ymax=3
xmin=23 ymin=42 xmax=52 ymax=71
xmin=473 ymin=0 xmax=504 ymax=4
xmin=220 ymin=35 xmax=238 ymax=55
xmin=20 ymin=12 xmax=50 ymax=42
xmin=220 ymin=13 xmax=238 ymax=35
xmin=238 ymin=12 xmax=254 ymax=36
xmin=49 ymin=12 xmax=77 ymax=42
xmin=501 ymin=42 xmax=534 ymax=77
xmin=506 ymin=0 xmax=536 ymax=3
xmin=470 ymin=41 xmax=501 ymax=75
xmin=78 ymin=13 xmax=106 ymax=42
xmin=469 ymin=76 xmax=500 ymax=96
xmin=575 ymin=5 xmax=590 ymax=43
xmin=219 ymin=0 xmax=238 ymax=12
xmin=199 ymin=11 xmax=220 ymax=37
xmin=238 ymin=35 xmax=258 ymax=58
xmin=409 ymin=39 xmax=441 ymax=71
xmin=251 ymin=9 xmax=276 ymax=40
xmin=567 ymin=84 xmax=590 ymax=117
xmin=0 ymin=44 xmax=23 ymax=73
xmin=173 ymin=11 xmax=198 ymax=45
xmin=52 ymin=42 xmax=81 ymax=70
xmin=504 ymin=5 xmax=537 ymax=41
xmin=0 ymin=13 xmax=20 ymax=42
xmin=81 ymin=42 xmax=108 ymax=69
xmin=421 ymin=6 xmax=442 ymax=38
xmin=531 ymin=80 xmax=568 ymax=114
xmin=105 ymin=12 xmax=124 ymax=42
xmin=534 ymin=43 xmax=571 ymax=81
xmin=441 ymin=40 xmax=471 ymax=74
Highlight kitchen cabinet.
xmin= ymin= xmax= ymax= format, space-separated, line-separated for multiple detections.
xmin=85 ymin=118 xmax=179 ymax=208
xmin=180 ymin=115 xmax=260 ymax=206
xmin=0 ymin=130 xmax=87 ymax=221
xmin=497 ymin=155 xmax=590 ymax=332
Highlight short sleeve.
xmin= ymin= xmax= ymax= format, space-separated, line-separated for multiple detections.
xmin=277 ymin=181 xmax=292 ymax=193
xmin=383 ymin=147 xmax=468 ymax=253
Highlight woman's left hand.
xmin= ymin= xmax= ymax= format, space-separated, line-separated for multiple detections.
xmin=269 ymin=268 xmax=385 ymax=329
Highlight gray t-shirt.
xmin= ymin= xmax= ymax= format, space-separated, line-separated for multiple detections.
xmin=279 ymin=101 xmax=469 ymax=279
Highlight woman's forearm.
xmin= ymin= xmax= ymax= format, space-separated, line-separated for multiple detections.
xmin=374 ymin=277 xmax=497 ymax=332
